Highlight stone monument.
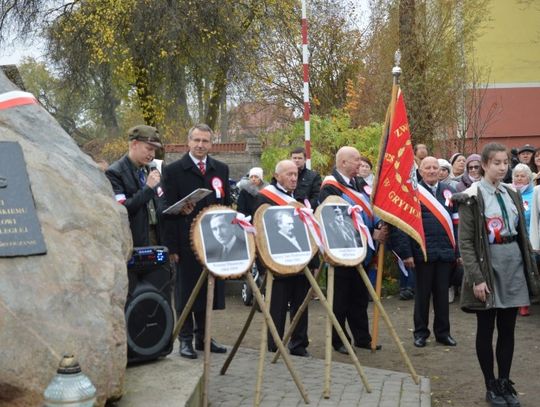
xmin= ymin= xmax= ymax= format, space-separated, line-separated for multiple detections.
xmin=0 ymin=70 xmax=132 ymax=406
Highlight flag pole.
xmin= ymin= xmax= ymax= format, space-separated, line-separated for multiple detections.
xmin=301 ymin=0 xmax=312 ymax=169
xmin=370 ymin=50 xmax=402 ymax=352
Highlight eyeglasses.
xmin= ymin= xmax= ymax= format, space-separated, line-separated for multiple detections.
xmin=468 ymin=165 xmax=480 ymax=170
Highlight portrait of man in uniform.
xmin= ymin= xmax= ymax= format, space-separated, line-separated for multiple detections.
xmin=264 ymin=207 xmax=310 ymax=255
xmin=322 ymin=205 xmax=362 ymax=249
xmin=203 ymin=213 xmax=248 ymax=263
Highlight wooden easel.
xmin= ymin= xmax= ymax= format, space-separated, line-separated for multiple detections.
xmin=270 ymin=196 xmax=420 ymax=399
xmin=173 ymin=205 xmax=309 ymax=407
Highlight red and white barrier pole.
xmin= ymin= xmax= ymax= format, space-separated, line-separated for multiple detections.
xmin=301 ymin=0 xmax=311 ymax=169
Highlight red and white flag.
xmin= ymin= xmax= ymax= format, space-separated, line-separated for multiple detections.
xmin=371 ymin=88 xmax=426 ymax=258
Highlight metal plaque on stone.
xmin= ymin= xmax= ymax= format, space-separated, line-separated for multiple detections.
xmin=0 ymin=141 xmax=46 ymax=256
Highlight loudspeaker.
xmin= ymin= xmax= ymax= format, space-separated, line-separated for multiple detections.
xmin=125 ymin=246 xmax=175 ymax=364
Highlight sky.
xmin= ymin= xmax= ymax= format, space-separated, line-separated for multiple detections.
xmin=0 ymin=0 xmax=370 ymax=66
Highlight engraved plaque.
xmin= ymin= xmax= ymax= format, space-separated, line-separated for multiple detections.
xmin=0 ymin=141 xmax=46 ymax=256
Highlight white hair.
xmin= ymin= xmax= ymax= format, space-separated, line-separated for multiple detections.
xmin=512 ymin=163 xmax=533 ymax=181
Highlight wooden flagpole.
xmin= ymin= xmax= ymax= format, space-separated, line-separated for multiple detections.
xmin=370 ymin=50 xmax=402 ymax=352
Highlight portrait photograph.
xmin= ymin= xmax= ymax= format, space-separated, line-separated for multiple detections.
xmin=262 ymin=206 xmax=312 ymax=266
xmin=199 ymin=210 xmax=251 ymax=277
xmin=320 ymin=204 xmax=365 ymax=262
xmin=322 ymin=205 xmax=362 ymax=249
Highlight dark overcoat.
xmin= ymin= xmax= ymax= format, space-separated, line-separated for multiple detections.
xmin=294 ymin=167 xmax=322 ymax=210
xmin=162 ymin=153 xmax=231 ymax=312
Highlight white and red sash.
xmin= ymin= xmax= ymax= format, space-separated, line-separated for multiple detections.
xmin=259 ymin=184 xmax=296 ymax=206
xmin=417 ymin=184 xmax=456 ymax=248
xmin=322 ymin=176 xmax=373 ymax=219
xmin=0 ymin=91 xmax=38 ymax=110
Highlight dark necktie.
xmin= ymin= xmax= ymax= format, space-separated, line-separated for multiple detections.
xmin=495 ymin=191 xmax=510 ymax=231
xmin=138 ymin=168 xmax=146 ymax=188
xmin=198 ymin=160 xmax=206 ymax=175
xmin=349 ymin=178 xmax=357 ymax=191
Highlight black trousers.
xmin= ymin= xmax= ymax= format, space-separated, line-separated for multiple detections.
xmin=332 ymin=266 xmax=371 ymax=349
xmin=475 ymin=308 xmax=518 ymax=387
xmin=413 ymin=261 xmax=452 ymax=340
xmin=268 ymin=274 xmax=310 ymax=352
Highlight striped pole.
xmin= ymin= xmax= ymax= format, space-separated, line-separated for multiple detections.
xmin=301 ymin=0 xmax=311 ymax=169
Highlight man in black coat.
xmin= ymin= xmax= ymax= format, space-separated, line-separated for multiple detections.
xmin=162 ymin=124 xmax=231 ymax=359
xmin=254 ymin=160 xmax=311 ymax=357
xmin=319 ymin=146 xmax=386 ymax=353
xmin=390 ymin=156 xmax=460 ymax=348
xmin=106 ymin=125 xmax=164 ymax=246
xmin=290 ymin=147 xmax=321 ymax=209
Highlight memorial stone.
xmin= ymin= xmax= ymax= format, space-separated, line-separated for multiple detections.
xmin=0 ymin=69 xmax=131 ymax=406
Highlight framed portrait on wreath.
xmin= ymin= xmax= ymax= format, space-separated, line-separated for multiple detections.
xmin=254 ymin=203 xmax=317 ymax=275
xmin=191 ymin=205 xmax=256 ymax=279
xmin=315 ymin=196 xmax=367 ymax=267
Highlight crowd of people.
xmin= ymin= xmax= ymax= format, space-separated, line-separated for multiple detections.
xmin=104 ymin=124 xmax=539 ymax=407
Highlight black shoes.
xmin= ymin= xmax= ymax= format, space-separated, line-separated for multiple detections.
xmin=290 ymin=347 xmax=310 ymax=357
xmin=486 ymin=379 xmax=510 ymax=407
xmin=399 ymin=288 xmax=414 ymax=300
xmin=356 ymin=343 xmax=382 ymax=351
xmin=499 ymin=378 xmax=520 ymax=407
xmin=413 ymin=337 xmax=427 ymax=348
xmin=334 ymin=345 xmax=348 ymax=355
xmin=436 ymin=335 xmax=457 ymax=346
xmin=195 ymin=338 xmax=227 ymax=353
xmin=179 ymin=340 xmax=197 ymax=359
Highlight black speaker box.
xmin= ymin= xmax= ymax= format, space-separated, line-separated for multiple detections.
xmin=125 ymin=246 xmax=175 ymax=364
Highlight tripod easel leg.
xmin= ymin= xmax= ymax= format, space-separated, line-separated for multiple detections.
xmin=303 ymin=268 xmax=372 ymax=393
xmin=356 ymin=265 xmax=420 ymax=385
xmin=247 ymin=272 xmax=310 ymax=405
xmin=202 ymin=274 xmax=215 ymax=407
xmin=323 ymin=265 xmax=335 ymax=398
xmin=220 ymin=273 xmax=267 ymax=375
xmin=171 ymin=268 xmax=209 ymax=342
xmin=255 ymin=271 xmax=272 ymax=406
xmin=271 ymin=264 xmax=323 ymax=364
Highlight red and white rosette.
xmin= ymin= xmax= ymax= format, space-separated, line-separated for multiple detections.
xmin=347 ymin=205 xmax=375 ymax=250
xmin=294 ymin=206 xmax=325 ymax=253
xmin=486 ymin=216 xmax=503 ymax=244
xmin=211 ymin=177 xmax=224 ymax=199
xmin=232 ymin=213 xmax=256 ymax=235
xmin=443 ymin=189 xmax=453 ymax=207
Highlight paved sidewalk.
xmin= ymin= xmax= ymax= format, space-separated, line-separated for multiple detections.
xmin=209 ymin=347 xmax=430 ymax=407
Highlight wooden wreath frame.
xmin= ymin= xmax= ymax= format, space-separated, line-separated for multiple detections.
xmin=315 ymin=195 xmax=367 ymax=267
xmin=253 ymin=202 xmax=317 ymax=276
xmin=190 ymin=205 xmax=256 ymax=279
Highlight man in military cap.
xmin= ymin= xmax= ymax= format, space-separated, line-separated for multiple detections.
xmin=106 ymin=125 xmax=164 ymax=246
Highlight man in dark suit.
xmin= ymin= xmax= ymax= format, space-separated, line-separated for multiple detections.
xmin=290 ymin=147 xmax=321 ymax=209
xmin=205 ymin=213 xmax=247 ymax=262
xmin=390 ymin=156 xmax=460 ymax=348
xmin=106 ymin=125 xmax=164 ymax=246
xmin=254 ymin=160 xmax=311 ymax=357
xmin=319 ymin=146 xmax=387 ymax=353
xmin=291 ymin=147 xmax=321 ymax=272
xmin=268 ymin=209 xmax=310 ymax=254
xmin=162 ymin=123 xmax=230 ymax=359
